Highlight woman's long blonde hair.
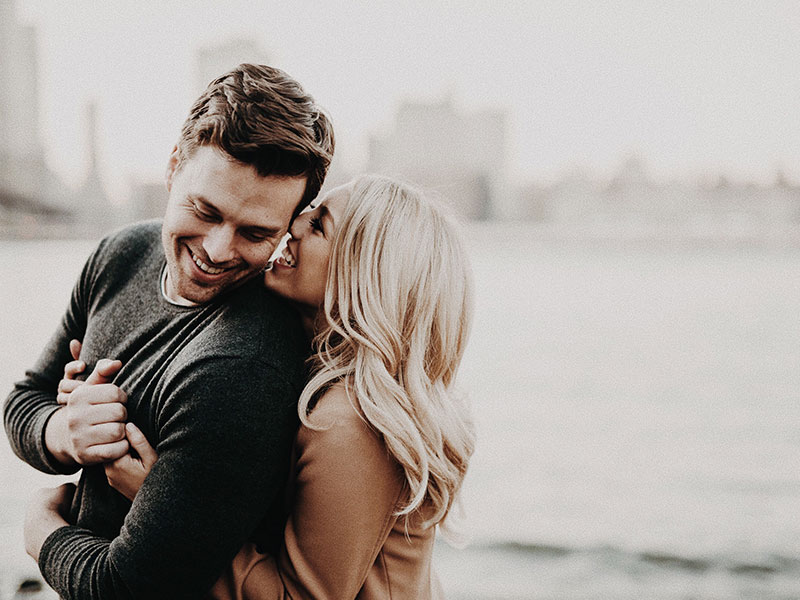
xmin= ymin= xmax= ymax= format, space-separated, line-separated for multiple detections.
xmin=298 ymin=174 xmax=476 ymax=527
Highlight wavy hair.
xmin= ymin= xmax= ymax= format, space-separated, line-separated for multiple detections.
xmin=298 ymin=175 xmax=476 ymax=528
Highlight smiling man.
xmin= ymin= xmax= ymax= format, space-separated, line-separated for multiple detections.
xmin=161 ymin=144 xmax=308 ymax=305
xmin=3 ymin=64 xmax=334 ymax=599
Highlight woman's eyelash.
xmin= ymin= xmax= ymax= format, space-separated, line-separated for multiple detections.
xmin=310 ymin=216 xmax=323 ymax=232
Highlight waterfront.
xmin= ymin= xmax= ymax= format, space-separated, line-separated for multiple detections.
xmin=2 ymin=224 xmax=800 ymax=598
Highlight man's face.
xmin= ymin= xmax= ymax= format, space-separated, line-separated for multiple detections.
xmin=161 ymin=145 xmax=307 ymax=305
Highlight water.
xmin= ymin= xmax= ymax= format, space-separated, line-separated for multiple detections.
xmin=2 ymin=226 xmax=800 ymax=599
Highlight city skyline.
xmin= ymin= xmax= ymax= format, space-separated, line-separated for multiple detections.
xmin=8 ymin=0 xmax=800 ymax=206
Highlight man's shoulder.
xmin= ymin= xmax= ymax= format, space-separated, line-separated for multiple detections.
xmin=87 ymin=219 xmax=162 ymax=271
xmin=98 ymin=219 xmax=162 ymax=257
xmin=178 ymin=284 xmax=310 ymax=386
xmin=80 ymin=220 xmax=163 ymax=296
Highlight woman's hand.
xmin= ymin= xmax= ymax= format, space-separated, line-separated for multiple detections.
xmin=104 ymin=423 xmax=158 ymax=502
xmin=57 ymin=339 xmax=85 ymax=405
xmin=24 ymin=483 xmax=75 ymax=562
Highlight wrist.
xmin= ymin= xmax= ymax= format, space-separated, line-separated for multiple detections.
xmin=44 ymin=408 xmax=78 ymax=469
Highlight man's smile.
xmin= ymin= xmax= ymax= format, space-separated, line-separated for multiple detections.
xmin=190 ymin=250 xmax=228 ymax=275
xmin=182 ymin=244 xmax=242 ymax=283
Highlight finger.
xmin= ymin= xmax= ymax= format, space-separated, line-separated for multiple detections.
xmin=57 ymin=392 xmax=70 ymax=405
xmin=87 ymin=402 xmax=127 ymax=425
xmin=125 ymin=423 xmax=158 ymax=468
xmin=63 ymin=359 xmax=86 ymax=380
xmin=81 ymin=421 xmax=127 ymax=445
xmin=58 ymin=378 xmax=82 ymax=394
xmin=77 ymin=383 xmax=127 ymax=406
xmin=85 ymin=439 xmax=130 ymax=463
xmin=69 ymin=339 xmax=82 ymax=361
xmin=85 ymin=359 xmax=123 ymax=385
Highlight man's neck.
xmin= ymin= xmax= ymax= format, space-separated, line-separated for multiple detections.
xmin=160 ymin=267 xmax=199 ymax=307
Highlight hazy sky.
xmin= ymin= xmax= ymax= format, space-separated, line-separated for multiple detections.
xmin=14 ymin=0 xmax=800 ymax=200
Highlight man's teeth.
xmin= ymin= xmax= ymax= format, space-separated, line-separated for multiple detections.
xmin=192 ymin=253 xmax=226 ymax=275
xmin=281 ymin=247 xmax=296 ymax=268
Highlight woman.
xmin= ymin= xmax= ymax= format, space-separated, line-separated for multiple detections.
xmin=63 ymin=175 xmax=475 ymax=598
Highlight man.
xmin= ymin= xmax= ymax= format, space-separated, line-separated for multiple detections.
xmin=4 ymin=63 xmax=334 ymax=599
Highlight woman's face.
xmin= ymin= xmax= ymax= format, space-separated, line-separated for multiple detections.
xmin=264 ymin=183 xmax=350 ymax=312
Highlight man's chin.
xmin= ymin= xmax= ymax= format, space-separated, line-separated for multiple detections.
xmin=177 ymin=281 xmax=230 ymax=304
xmin=175 ymin=272 xmax=262 ymax=304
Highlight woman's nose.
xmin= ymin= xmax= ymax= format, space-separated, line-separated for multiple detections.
xmin=288 ymin=217 xmax=307 ymax=239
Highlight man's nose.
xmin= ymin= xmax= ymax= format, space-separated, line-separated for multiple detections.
xmin=202 ymin=225 xmax=237 ymax=264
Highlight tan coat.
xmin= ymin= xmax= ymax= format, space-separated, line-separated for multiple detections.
xmin=209 ymin=385 xmax=444 ymax=600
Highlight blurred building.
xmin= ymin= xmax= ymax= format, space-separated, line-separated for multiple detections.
xmin=368 ymin=97 xmax=507 ymax=220
xmin=196 ymin=39 xmax=270 ymax=93
xmin=129 ymin=180 xmax=168 ymax=222
xmin=518 ymin=157 xmax=800 ymax=231
xmin=0 ymin=0 xmax=72 ymax=235
xmin=69 ymin=101 xmax=115 ymax=232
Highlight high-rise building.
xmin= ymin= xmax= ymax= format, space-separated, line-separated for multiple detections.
xmin=70 ymin=101 xmax=114 ymax=232
xmin=0 ymin=0 xmax=58 ymax=204
xmin=368 ymin=97 xmax=507 ymax=220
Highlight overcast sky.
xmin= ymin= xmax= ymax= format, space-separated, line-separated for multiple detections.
xmin=15 ymin=0 xmax=800 ymax=200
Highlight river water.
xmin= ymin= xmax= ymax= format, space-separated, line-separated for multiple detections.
xmin=2 ymin=224 xmax=799 ymax=599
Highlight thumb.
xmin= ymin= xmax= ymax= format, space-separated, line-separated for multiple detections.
xmin=126 ymin=423 xmax=158 ymax=468
xmin=69 ymin=339 xmax=82 ymax=361
xmin=85 ymin=359 xmax=123 ymax=385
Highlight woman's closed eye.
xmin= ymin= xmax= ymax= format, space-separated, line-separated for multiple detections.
xmin=309 ymin=215 xmax=324 ymax=234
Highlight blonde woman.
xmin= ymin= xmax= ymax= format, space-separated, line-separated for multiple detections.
xmin=61 ymin=175 xmax=475 ymax=599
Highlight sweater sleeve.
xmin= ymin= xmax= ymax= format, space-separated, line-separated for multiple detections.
xmin=208 ymin=386 xmax=406 ymax=600
xmin=3 ymin=238 xmax=104 ymax=475
xmin=38 ymin=356 xmax=299 ymax=600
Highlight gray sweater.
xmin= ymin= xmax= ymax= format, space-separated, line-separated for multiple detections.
xmin=3 ymin=221 xmax=309 ymax=599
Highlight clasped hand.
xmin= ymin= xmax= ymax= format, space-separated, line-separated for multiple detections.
xmin=55 ymin=340 xmax=158 ymax=500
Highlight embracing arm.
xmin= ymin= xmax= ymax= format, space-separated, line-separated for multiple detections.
xmin=210 ymin=385 xmax=406 ymax=600
xmin=36 ymin=357 xmax=299 ymax=600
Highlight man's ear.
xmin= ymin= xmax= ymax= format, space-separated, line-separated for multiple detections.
xmin=165 ymin=146 xmax=180 ymax=192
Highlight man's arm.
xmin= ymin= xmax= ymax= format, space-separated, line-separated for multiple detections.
xmin=36 ymin=356 xmax=299 ymax=600
xmin=4 ymin=245 xmax=96 ymax=474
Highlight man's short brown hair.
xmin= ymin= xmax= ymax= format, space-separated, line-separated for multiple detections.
xmin=176 ymin=63 xmax=334 ymax=214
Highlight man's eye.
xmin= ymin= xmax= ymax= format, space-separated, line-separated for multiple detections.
xmin=191 ymin=201 xmax=217 ymax=222
xmin=242 ymin=231 xmax=269 ymax=242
